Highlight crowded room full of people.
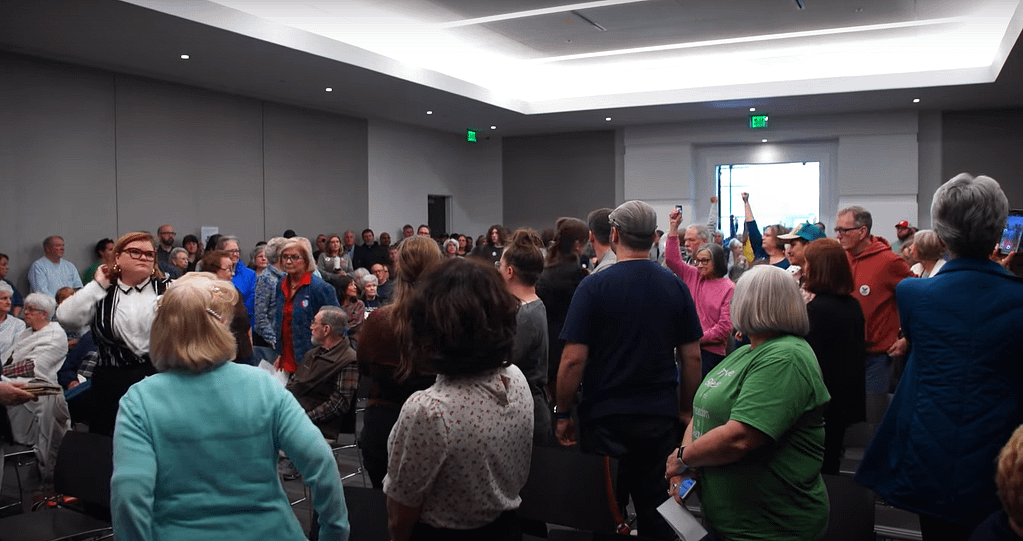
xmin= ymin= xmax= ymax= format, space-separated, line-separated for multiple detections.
xmin=5 ymin=3 xmax=1023 ymax=540
xmin=2 ymin=170 xmax=1022 ymax=541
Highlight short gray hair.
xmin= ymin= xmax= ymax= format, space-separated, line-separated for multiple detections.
xmin=264 ymin=237 xmax=287 ymax=264
xmin=932 ymin=173 xmax=1008 ymax=259
xmin=353 ymin=267 xmax=371 ymax=283
xmin=216 ymin=235 xmax=240 ymax=250
xmin=687 ymin=224 xmax=711 ymax=242
xmin=912 ymin=229 xmax=944 ymax=262
xmin=0 ymin=281 xmax=12 ymax=297
xmin=443 ymin=238 xmax=459 ymax=252
xmin=838 ymin=206 xmax=872 ymax=234
xmin=24 ymin=292 xmax=57 ymax=319
xmin=731 ymin=265 xmax=809 ymax=337
xmin=318 ymin=305 xmax=348 ymax=336
xmin=361 ymin=274 xmax=378 ymax=287
xmin=170 ymin=247 xmax=188 ymax=259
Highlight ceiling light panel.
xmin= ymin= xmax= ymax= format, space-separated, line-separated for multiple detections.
xmin=165 ymin=0 xmax=1023 ymax=114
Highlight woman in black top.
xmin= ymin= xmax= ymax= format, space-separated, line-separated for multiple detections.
xmin=535 ymin=218 xmax=589 ymax=398
xmin=802 ymin=238 xmax=866 ymax=474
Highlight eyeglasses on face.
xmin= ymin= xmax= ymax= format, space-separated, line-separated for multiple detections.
xmin=280 ymin=254 xmax=304 ymax=262
xmin=833 ymin=225 xmax=864 ymax=236
xmin=694 ymin=258 xmax=713 ymax=265
xmin=122 ymin=248 xmax=157 ymax=261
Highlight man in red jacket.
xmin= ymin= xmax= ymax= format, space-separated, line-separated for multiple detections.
xmin=835 ymin=206 xmax=914 ymax=431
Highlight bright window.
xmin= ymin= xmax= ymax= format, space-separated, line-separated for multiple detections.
xmin=717 ymin=162 xmax=820 ymax=234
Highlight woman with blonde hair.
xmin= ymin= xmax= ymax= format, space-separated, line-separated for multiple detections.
xmin=57 ymin=231 xmax=170 ymax=436
xmin=272 ymin=237 xmax=340 ymax=376
xmin=111 ymin=273 xmax=348 ymax=540
xmin=357 ymin=236 xmax=441 ymax=488
xmin=909 ymin=229 xmax=946 ymax=278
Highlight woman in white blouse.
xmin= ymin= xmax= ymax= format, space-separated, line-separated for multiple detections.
xmin=385 ymin=258 xmax=533 ymax=541
xmin=909 ymin=229 xmax=947 ymax=278
xmin=57 ymin=231 xmax=171 ymax=436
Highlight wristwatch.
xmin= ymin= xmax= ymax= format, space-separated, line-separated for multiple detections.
xmin=676 ymin=445 xmax=690 ymax=472
xmin=554 ymin=405 xmax=572 ymax=420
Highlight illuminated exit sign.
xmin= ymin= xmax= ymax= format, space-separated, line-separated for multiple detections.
xmin=466 ymin=129 xmax=477 ymax=142
xmin=749 ymin=114 xmax=769 ymax=129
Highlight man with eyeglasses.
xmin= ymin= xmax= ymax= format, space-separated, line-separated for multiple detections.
xmin=216 ymin=236 xmax=257 ymax=328
xmin=834 ymin=206 xmax=913 ymax=432
xmin=28 ymin=236 xmax=82 ymax=297
xmin=155 ymin=224 xmax=177 ymax=277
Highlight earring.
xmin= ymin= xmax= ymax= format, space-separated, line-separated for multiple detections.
xmin=112 ymin=264 xmax=121 ymax=273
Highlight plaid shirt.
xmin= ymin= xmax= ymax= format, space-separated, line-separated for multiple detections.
xmin=307 ymin=360 xmax=359 ymax=424
xmin=2 ymin=359 xmax=35 ymax=379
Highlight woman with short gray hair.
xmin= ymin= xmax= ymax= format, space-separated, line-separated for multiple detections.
xmin=908 ymin=230 xmax=945 ymax=278
xmin=4 ymin=291 xmax=71 ymax=485
xmin=857 ymin=173 xmax=1023 ymax=540
xmin=666 ymin=265 xmax=830 ymax=541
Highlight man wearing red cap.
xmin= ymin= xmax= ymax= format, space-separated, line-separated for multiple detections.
xmin=893 ymin=220 xmax=918 ymax=253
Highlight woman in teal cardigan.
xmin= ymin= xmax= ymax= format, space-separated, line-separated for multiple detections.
xmin=111 ymin=273 xmax=349 ymax=541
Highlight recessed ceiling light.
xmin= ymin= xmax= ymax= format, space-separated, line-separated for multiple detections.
xmin=749 ymin=107 xmax=756 ymax=112
xmin=325 ymin=87 xmax=333 ymax=92
xmin=491 ymin=125 xmax=497 ymax=130
xmin=913 ymin=98 xmax=921 ymax=103
xmin=426 ymin=110 xmax=433 ymax=115
xmin=180 ymin=54 xmax=189 ymax=60
xmin=605 ymin=117 xmax=612 ymax=121
xmin=762 ymin=139 xmax=768 ymax=143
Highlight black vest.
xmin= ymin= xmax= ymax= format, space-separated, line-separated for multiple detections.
xmin=90 ymin=279 xmax=170 ymax=368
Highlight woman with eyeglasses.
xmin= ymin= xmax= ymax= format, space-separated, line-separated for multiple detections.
xmin=56 ymin=232 xmax=170 ymax=436
xmin=666 ymin=208 xmax=736 ymax=377
xmin=272 ymin=238 xmax=340 ymax=378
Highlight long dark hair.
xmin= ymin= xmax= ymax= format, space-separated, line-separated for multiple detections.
xmin=546 ymin=218 xmax=588 ymax=266
xmin=389 ymin=237 xmax=443 ymax=382
xmin=405 ymin=258 xmax=519 ymax=376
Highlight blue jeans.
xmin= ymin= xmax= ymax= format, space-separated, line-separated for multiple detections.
xmin=864 ymin=353 xmax=891 ymax=395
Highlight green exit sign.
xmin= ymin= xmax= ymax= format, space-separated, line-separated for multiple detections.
xmin=749 ymin=114 xmax=769 ymax=129
xmin=466 ymin=129 xmax=477 ymax=143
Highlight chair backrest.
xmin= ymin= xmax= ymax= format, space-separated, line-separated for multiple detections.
xmin=822 ymin=474 xmax=875 ymax=541
xmin=53 ymin=431 xmax=114 ymax=509
xmin=517 ymin=446 xmax=619 ymax=532
xmin=343 ymin=486 xmax=389 ymax=541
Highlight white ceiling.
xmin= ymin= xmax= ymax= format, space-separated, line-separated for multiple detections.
xmin=2 ymin=0 xmax=1023 ymax=135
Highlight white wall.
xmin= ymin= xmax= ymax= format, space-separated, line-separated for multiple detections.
xmin=623 ymin=110 xmax=923 ymax=240
xmin=367 ymin=119 xmax=502 ymax=240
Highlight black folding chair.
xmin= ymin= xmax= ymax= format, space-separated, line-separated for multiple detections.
xmin=0 ymin=432 xmax=113 ymax=541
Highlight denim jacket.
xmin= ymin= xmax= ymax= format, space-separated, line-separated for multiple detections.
xmin=273 ymin=273 xmax=340 ymax=363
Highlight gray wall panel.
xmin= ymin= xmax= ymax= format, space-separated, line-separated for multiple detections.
xmin=0 ymin=54 xmax=117 ymax=293
xmin=263 ymin=103 xmax=368 ymax=242
xmin=114 ymin=75 xmax=265 ymax=247
xmin=942 ymin=109 xmax=1023 ymax=209
xmin=503 ymin=131 xmax=617 ymax=232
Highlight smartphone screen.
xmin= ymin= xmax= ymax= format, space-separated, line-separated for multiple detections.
xmin=998 ymin=211 xmax=1023 ymax=254
xmin=678 ymin=477 xmax=697 ymax=500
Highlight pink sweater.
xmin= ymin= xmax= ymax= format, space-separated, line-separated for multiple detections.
xmin=665 ymin=236 xmax=735 ymax=355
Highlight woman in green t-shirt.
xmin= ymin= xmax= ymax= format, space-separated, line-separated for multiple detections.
xmin=665 ymin=265 xmax=832 ymax=541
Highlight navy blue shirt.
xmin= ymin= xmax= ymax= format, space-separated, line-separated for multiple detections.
xmin=560 ymin=259 xmax=702 ymax=422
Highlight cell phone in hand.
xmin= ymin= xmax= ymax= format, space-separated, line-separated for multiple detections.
xmin=675 ymin=205 xmax=684 ymax=216
xmin=678 ymin=477 xmax=696 ymax=501
xmin=998 ymin=210 xmax=1023 ymax=255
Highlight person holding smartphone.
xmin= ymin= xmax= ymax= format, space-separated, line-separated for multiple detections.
xmin=666 ymin=266 xmax=831 ymax=541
